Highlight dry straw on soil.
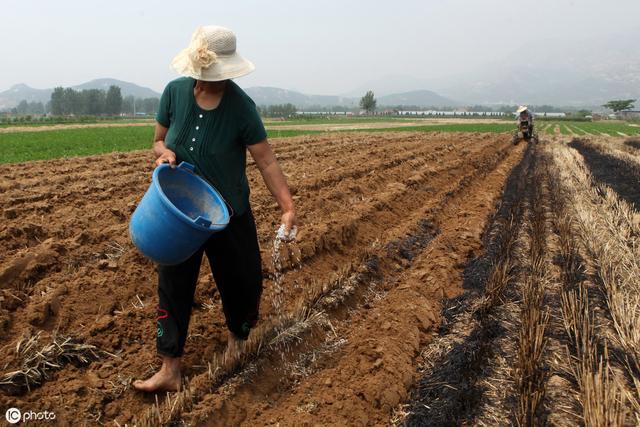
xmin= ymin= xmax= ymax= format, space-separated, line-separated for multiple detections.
xmin=515 ymin=163 xmax=550 ymax=427
xmin=578 ymin=138 xmax=640 ymax=170
xmin=549 ymin=141 xmax=640 ymax=425
xmin=402 ymin=141 xmax=639 ymax=427
xmin=0 ymin=331 xmax=108 ymax=392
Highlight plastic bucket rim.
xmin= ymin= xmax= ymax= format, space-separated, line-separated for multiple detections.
xmin=151 ymin=164 xmax=230 ymax=232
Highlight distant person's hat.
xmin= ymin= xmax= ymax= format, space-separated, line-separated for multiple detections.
xmin=171 ymin=26 xmax=255 ymax=81
xmin=517 ymin=106 xmax=528 ymax=113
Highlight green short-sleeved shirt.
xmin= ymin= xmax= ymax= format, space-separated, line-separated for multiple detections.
xmin=156 ymin=77 xmax=267 ymax=216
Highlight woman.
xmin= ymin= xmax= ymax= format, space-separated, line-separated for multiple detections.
xmin=133 ymin=25 xmax=296 ymax=392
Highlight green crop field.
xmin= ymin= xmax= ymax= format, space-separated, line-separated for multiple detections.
xmin=0 ymin=126 xmax=155 ymax=164
xmin=0 ymin=123 xmax=512 ymax=164
xmin=0 ymin=122 xmax=522 ymax=164
xmin=0 ymin=126 xmax=328 ymax=164
xmin=577 ymin=122 xmax=640 ymax=136
xmin=542 ymin=121 xmax=640 ymax=136
xmin=2 ymin=120 xmax=639 ymax=164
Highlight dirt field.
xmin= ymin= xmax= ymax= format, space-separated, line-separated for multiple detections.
xmin=264 ymin=118 xmax=508 ymax=131
xmin=0 ymin=117 xmax=508 ymax=134
xmin=1 ymin=131 xmax=638 ymax=426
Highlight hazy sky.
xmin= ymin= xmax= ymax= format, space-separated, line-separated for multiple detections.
xmin=2 ymin=0 xmax=639 ymax=95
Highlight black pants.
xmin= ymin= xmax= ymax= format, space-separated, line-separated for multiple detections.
xmin=155 ymin=209 xmax=263 ymax=358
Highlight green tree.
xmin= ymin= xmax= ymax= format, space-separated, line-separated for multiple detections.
xmin=105 ymin=85 xmax=123 ymax=115
xmin=82 ymin=89 xmax=106 ymax=115
xmin=285 ymin=103 xmax=297 ymax=117
xmin=359 ymin=90 xmax=376 ymax=114
xmin=139 ymin=97 xmax=160 ymax=114
xmin=63 ymin=88 xmax=80 ymax=115
xmin=265 ymin=103 xmax=297 ymax=118
xmin=27 ymin=101 xmax=44 ymax=115
xmin=16 ymin=100 xmax=29 ymax=115
xmin=602 ymin=99 xmax=636 ymax=112
xmin=122 ymin=95 xmax=135 ymax=115
xmin=50 ymin=87 xmax=65 ymax=115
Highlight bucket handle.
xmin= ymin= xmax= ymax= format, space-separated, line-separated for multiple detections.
xmin=177 ymin=162 xmax=232 ymax=228
xmin=194 ymin=216 xmax=212 ymax=228
xmin=177 ymin=161 xmax=195 ymax=173
xmin=194 ymin=216 xmax=229 ymax=228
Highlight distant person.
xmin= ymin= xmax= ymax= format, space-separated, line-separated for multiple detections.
xmin=516 ymin=105 xmax=534 ymax=134
xmin=133 ymin=25 xmax=297 ymax=393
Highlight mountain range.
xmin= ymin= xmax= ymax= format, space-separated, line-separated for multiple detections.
xmin=440 ymin=34 xmax=640 ymax=106
xmin=338 ymin=31 xmax=640 ymax=107
xmin=0 ymin=80 xmax=460 ymax=111
xmin=0 ymin=78 xmax=161 ymax=110
xmin=2 ymin=30 xmax=639 ymax=111
xmin=242 ymin=87 xmax=459 ymax=108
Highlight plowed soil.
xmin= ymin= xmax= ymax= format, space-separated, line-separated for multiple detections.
xmin=0 ymin=132 xmax=524 ymax=425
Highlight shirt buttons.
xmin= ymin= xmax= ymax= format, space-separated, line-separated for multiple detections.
xmin=199 ymin=114 xmax=203 ymax=118
xmin=195 ymin=126 xmax=199 ymax=130
xmin=190 ymin=147 xmax=194 ymax=151
xmin=192 ymin=138 xmax=196 ymax=142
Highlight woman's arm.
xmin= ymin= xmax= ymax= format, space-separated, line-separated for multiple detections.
xmin=153 ymin=122 xmax=176 ymax=167
xmin=247 ymin=140 xmax=297 ymax=233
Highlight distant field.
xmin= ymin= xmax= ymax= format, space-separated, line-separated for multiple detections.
xmin=0 ymin=126 xmax=155 ymax=163
xmin=1 ymin=120 xmax=639 ymax=164
xmin=264 ymin=116 xmax=420 ymax=126
xmin=265 ymin=116 xmax=516 ymax=126
xmin=2 ymin=115 xmax=502 ymax=129
xmin=0 ymin=123 xmax=518 ymax=163
xmin=542 ymin=121 xmax=640 ymax=136
xmin=0 ymin=119 xmax=154 ymax=128
xmin=0 ymin=127 xmax=327 ymax=163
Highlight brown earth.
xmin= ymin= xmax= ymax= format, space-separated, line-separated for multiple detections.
xmin=0 ymin=132 xmax=523 ymax=426
xmin=264 ymin=118 xmax=508 ymax=131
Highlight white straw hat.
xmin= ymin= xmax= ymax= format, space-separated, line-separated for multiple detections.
xmin=171 ymin=26 xmax=255 ymax=81
xmin=517 ymin=105 xmax=528 ymax=113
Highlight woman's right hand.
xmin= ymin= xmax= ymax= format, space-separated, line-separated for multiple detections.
xmin=155 ymin=149 xmax=177 ymax=168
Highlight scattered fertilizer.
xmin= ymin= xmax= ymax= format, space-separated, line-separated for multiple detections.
xmin=271 ymin=224 xmax=301 ymax=310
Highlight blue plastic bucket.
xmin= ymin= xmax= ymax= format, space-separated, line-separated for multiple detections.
xmin=129 ymin=162 xmax=230 ymax=265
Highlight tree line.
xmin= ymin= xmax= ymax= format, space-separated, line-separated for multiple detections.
xmin=5 ymin=87 xmax=635 ymax=119
xmin=13 ymin=100 xmax=46 ymax=115
xmin=49 ymin=85 xmax=159 ymax=116
xmin=257 ymin=103 xmax=297 ymax=118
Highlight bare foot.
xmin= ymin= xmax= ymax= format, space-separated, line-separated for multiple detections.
xmin=133 ymin=356 xmax=181 ymax=392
